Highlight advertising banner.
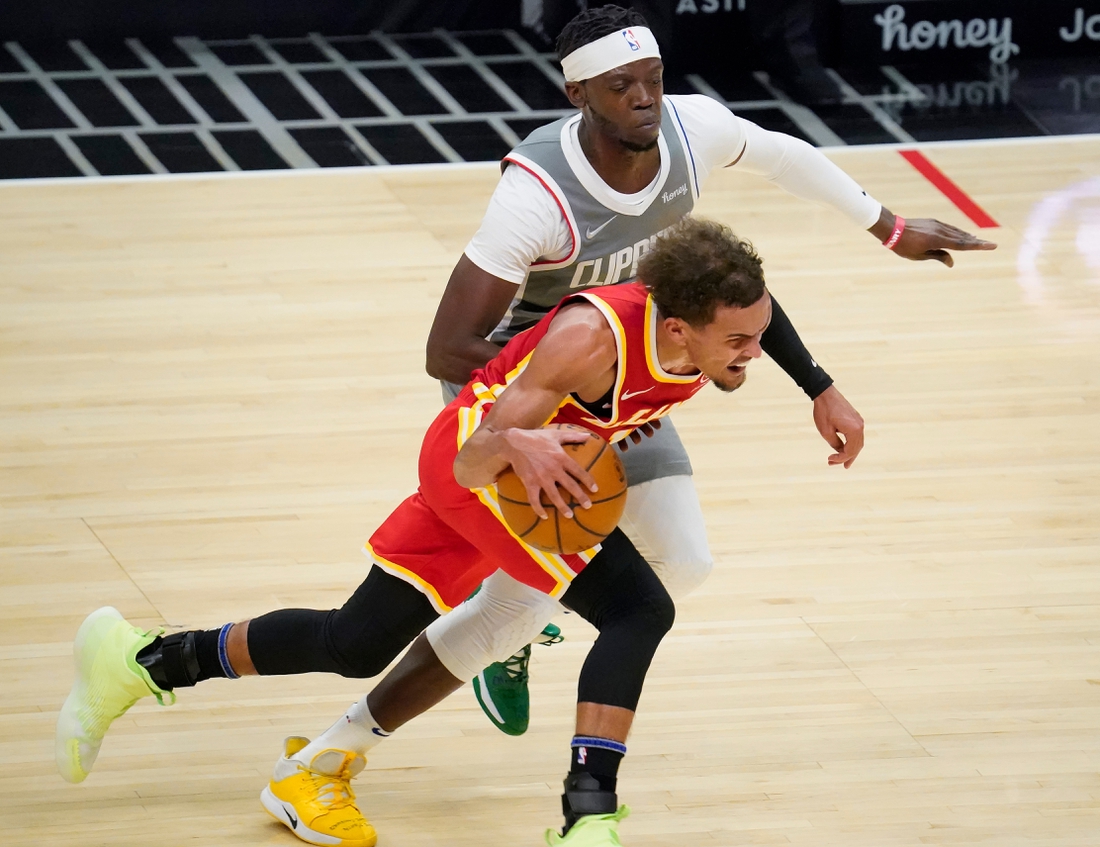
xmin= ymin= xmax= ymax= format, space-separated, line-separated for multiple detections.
xmin=839 ymin=0 xmax=1100 ymax=66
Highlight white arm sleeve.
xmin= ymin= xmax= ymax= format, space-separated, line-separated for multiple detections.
xmin=732 ymin=117 xmax=882 ymax=229
xmin=665 ymin=94 xmax=746 ymax=188
xmin=463 ymin=165 xmax=573 ymax=284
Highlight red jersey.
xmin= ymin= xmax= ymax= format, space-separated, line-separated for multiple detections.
xmin=461 ymin=282 xmax=710 ymax=444
xmin=365 ymin=283 xmax=712 ymax=610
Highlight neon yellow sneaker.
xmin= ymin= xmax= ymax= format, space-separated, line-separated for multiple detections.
xmin=56 ymin=606 xmax=174 ymax=783
xmin=261 ymin=737 xmax=377 ymax=847
xmin=545 ymin=806 xmax=630 ymax=847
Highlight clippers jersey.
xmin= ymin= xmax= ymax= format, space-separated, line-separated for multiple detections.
xmin=461 ymin=282 xmax=711 ymax=446
xmin=490 ymin=98 xmax=697 ymax=343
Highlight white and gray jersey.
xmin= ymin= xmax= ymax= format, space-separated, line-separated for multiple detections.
xmin=489 ymin=101 xmax=697 ymax=344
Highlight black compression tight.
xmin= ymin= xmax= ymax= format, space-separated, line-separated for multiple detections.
xmin=244 ymin=529 xmax=674 ymax=707
xmin=246 ymin=567 xmax=439 ymax=678
xmin=561 ymin=528 xmax=676 ymax=711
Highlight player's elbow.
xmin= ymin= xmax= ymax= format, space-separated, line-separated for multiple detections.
xmin=452 ymin=455 xmax=480 ymax=490
xmin=424 ymin=344 xmax=447 ymax=381
xmin=424 ymin=329 xmax=450 ymax=380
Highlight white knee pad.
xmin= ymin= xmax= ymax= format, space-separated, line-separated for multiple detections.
xmin=425 ymin=570 xmax=560 ymax=681
xmin=619 ymin=474 xmax=714 ymax=599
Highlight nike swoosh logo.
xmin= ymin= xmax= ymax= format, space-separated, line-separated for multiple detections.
xmin=283 ymin=806 xmax=299 ymax=829
xmin=585 ymin=216 xmax=617 ymax=239
xmin=371 ymin=727 xmax=390 ymax=737
xmin=620 ymin=387 xmax=654 ymax=401
xmin=810 ymin=359 xmax=818 ymax=368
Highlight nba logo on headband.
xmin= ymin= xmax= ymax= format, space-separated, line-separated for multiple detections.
xmin=559 ymin=26 xmax=661 ymax=82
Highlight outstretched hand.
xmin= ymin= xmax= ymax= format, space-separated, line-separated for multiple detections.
xmin=891 ymin=217 xmax=997 ymax=267
xmin=812 ymin=385 xmax=864 ymax=469
xmin=873 ymin=205 xmax=997 ymax=267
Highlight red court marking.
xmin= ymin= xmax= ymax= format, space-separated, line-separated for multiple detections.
xmin=898 ymin=149 xmax=999 ymax=229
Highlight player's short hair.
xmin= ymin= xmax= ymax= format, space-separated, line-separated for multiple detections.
xmin=640 ymin=218 xmax=766 ymax=327
xmin=556 ymin=5 xmax=650 ymax=64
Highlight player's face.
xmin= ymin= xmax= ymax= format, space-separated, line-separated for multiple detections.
xmin=683 ymin=293 xmax=772 ymax=393
xmin=573 ymin=58 xmax=664 ymax=152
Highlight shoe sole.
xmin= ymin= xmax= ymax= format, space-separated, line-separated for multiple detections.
xmin=260 ymin=785 xmax=377 ymax=847
xmin=56 ymin=606 xmax=126 ymax=783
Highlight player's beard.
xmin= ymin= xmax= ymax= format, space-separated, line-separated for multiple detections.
xmin=588 ymin=102 xmax=660 ymax=153
xmin=710 ymin=370 xmax=747 ymax=393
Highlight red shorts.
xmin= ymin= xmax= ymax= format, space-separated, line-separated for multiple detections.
xmin=364 ymin=396 xmax=598 ymax=612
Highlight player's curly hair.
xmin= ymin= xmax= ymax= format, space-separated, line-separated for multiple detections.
xmin=639 ymin=218 xmax=766 ymax=326
xmin=556 ymin=5 xmax=650 ymax=63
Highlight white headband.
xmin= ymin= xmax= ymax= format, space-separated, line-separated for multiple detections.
xmin=560 ymin=26 xmax=661 ymax=82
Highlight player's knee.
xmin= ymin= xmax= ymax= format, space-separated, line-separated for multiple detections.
xmin=327 ymin=642 xmax=395 ymax=679
xmin=650 ymin=553 xmax=713 ymax=600
xmin=644 ymin=580 xmax=676 ymax=637
xmin=476 ymin=572 xmax=560 ymax=650
xmin=325 ymin=612 xmax=404 ymax=679
xmin=611 ymin=573 xmax=675 ymax=644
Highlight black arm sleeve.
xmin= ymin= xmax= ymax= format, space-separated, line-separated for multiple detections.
xmin=761 ymin=295 xmax=834 ymax=400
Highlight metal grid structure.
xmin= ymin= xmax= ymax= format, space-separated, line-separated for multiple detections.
xmin=0 ymin=29 xmax=1047 ymax=180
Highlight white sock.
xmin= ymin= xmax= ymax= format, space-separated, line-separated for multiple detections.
xmin=276 ymin=698 xmax=391 ymax=778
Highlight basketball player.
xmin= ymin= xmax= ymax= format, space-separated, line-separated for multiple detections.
xmin=61 ymin=219 xmax=793 ymax=847
xmin=430 ymin=4 xmax=997 ymax=735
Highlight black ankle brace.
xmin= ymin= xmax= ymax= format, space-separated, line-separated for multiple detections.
xmin=136 ymin=631 xmax=200 ymax=690
xmin=561 ymin=772 xmax=618 ymax=834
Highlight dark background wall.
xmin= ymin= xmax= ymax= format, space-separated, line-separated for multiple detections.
xmin=3 ymin=0 xmax=1098 ymax=68
xmin=0 ymin=0 xmax=519 ymax=41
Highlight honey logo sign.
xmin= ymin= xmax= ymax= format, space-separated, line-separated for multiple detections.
xmin=873 ymin=4 xmax=1020 ymax=64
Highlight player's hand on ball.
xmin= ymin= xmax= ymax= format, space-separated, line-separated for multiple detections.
xmin=501 ymin=427 xmax=597 ymax=519
xmin=617 ymin=419 xmax=661 ymax=451
xmin=812 ymin=385 xmax=865 ymax=469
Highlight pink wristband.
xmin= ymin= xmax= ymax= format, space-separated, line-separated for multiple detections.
xmin=882 ymin=215 xmax=905 ymax=249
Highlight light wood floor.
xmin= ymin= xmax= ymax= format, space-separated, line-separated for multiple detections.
xmin=2 ymin=135 xmax=1099 ymax=846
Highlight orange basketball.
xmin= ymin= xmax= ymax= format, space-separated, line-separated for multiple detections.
xmin=495 ymin=424 xmax=627 ymax=555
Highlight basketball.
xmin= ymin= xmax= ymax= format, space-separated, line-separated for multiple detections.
xmin=495 ymin=424 xmax=628 ymax=555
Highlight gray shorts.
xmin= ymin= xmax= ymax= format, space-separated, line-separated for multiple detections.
xmin=440 ymin=380 xmax=692 ymax=486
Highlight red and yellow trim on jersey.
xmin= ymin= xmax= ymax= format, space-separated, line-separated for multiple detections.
xmin=453 ymin=348 xmax=599 ymax=596
xmin=557 ymin=290 xmax=628 ymax=433
xmin=472 ymin=483 xmax=599 ymax=598
xmin=457 ymin=352 xmax=536 ymax=451
xmin=643 ymin=295 xmax=701 ymax=385
xmin=363 ymin=541 xmax=453 ymax=614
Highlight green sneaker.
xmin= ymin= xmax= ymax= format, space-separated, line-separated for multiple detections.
xmin=534 ymin=622 xmax=564 ymax=647
xmin=56 ymin=606 xmax=174 ymax=783
xmin=545 ymin=806 xmax=630 ymax=846
xmin=472 ymin=623 xmax=563 ymax=736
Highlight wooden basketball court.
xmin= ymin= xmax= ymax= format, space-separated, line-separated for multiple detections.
xmin=2 ymin=135 xmax=1099 ymax=845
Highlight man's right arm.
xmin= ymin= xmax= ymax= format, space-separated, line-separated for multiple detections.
xmin=424 ymin=255 xmax=518 ymax=384
xmin=425 ymin=164 xmax=571 ymax=385
xmin=453 ymin=304 xmax=615 ymax=516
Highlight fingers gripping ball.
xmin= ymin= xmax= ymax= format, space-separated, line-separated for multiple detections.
xmin=496 ymin=424 xmax=627 ymax=555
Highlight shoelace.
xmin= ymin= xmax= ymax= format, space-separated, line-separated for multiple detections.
xmin=303 ymin=768 xmax=357 ymax=811
xmin=499 ymin=645 xmax=531 ymax=683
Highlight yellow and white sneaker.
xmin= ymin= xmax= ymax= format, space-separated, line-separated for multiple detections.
xmin=261 ymin=737 xmax=377 ymax=847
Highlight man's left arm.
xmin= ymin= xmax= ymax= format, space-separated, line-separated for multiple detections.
xmin=728 ymin=117 xmax=997 ymax=263
xmin=761 ymin=296 xmax=864 ymax=469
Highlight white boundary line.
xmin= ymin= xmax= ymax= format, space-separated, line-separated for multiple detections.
xmin=1 ymin=127 xmax=1096 ymax=190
